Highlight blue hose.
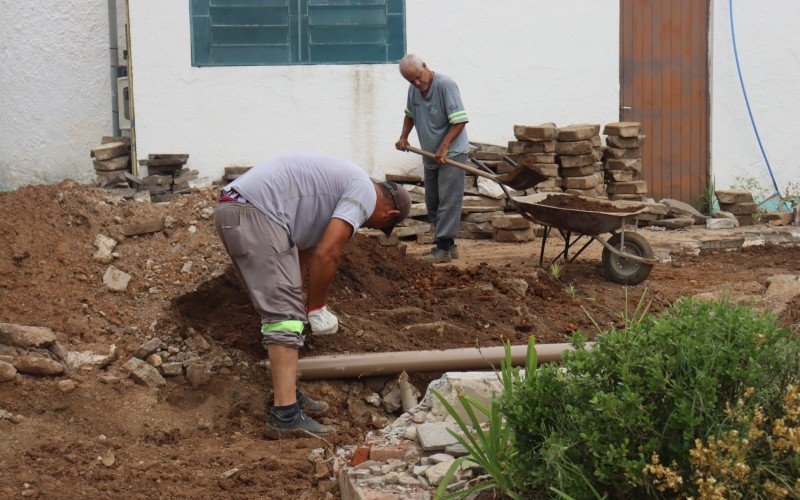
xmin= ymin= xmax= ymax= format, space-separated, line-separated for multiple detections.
xmin=729 ymin=0 xmax=783 ymax=199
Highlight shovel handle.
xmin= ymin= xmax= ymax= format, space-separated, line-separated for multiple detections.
xmin=404 ymin=146 xmax=501 ymax=183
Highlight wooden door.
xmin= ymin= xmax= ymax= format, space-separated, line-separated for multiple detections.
xmin=620 ymin=0 xmax=710 ymax=204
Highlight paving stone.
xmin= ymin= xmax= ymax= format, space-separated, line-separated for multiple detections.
xmin=460 ymin=222 xmax=494 ymax=234
xmin=605 ymin=147 xmax=642 ymax=160
xmin=706 ymin=217 xmax=737 ymax=230
xmin=763 ymin=274 xmax=800 ymax=316
xmin=490 ymin=214 xmax=531 ymax=230
xmin=555 ymin=140 xmax=593 ymax=156
xmin=562 ymin=173 xmax=601 ymax=190
xmin=651 ymin=217 xmax=694 ymax=230
xmin=606 ymin=170 xmax=638 ymax=183
xmin=122 ymin=357 xmax=166 ymax=387
xmin=557 ymin=124 xmax=600 ymax=141
xmin=606 ymin=134 xmax=644 ymax=148
xmin=560 ymin=164 xmax=596 ymax=177
xmin=698 ymin=235 xmax=745 ymax=251
xmin=720 ymin=201 xmax=757 ymax=215
xmin=715 ymin=189 xmax=753 ymax=205
xmin=134 ymin=338 xmax=163 ymax=359
xmin=558 ymin=153 xmax=595 ymax=168
xmin=603 ymin=122 xmax=641 ymax=137
xmin=660 ymin=199 xmax=706 ymax=223
xmin=513 ymin=122 xmax=557 ymax=141
xmin=605 ymin=158 xmax=642 ymax=173
xmin=445 ymin=443 xmax=469 ymax=457
xmin=91 ymin=142 xmax=128 ymax=160
xmin=495 ymin=228 xmax=536 ymax=242
xmin=462 ymin=211 xmax=505 ymax=223
xmin=516 ymin=161 xmax=560 ymax=178
xmin=476 ymin=176 xmax=505 ymax=199
xmin=8 ymin=356 xmax=64 ymax=376
xmin=0 ymin=323 xmax=56 ymax=348
xmin=93 ymin=155 xmax=129 ymax=172
xmin=416 ymin=422 xmax=459 ymax=451
xmin=428 ymin=453 xmax=456 ymax=464
xmin=425 ymin=460 xmax=460 ymax=486
xmin=507 ymin=140 xmax=556 ymax=154
xmin=535 ymin=177 xmax=562 ymax=189
xmin=508 ymin=152 xmax=556 ymax=164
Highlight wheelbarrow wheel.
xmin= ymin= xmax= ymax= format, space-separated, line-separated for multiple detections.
xmin=602 ymin=232 xmax=654 ymax=285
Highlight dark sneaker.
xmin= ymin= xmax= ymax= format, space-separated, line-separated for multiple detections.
xmin=423 ymin=248 xmax=452 ymax=264
xmin=297 ymin=389 xmax=329 ymax=417
xmin=264 ymin=411 xmax=333 ymax=439
xmin=448 ymin=245 xmax=459 ymax=259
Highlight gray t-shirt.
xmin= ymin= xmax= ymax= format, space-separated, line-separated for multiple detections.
xmin=229 ymin=153 xmax=376 ymax=250
xmin=404 ymin=72 xmax=469 ymax=158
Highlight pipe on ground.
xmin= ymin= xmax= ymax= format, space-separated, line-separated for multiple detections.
xmin=273 ymin=343 xmax=580 ymax=380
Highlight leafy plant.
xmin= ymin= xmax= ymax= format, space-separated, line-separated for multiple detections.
xmin=502 ymin=298 xmax=800 ymax=497
xmin=549 ymin=262 xmax=563 ymax=280
xmin=564 ymin=284 xmax=576 ymax=298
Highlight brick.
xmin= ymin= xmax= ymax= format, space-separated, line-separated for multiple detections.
xmin=610 ymin=193 xmax=646 ymax=201
xmin=91 ymin=142 xmax=129 ymax=160
xmin=461 ymin=196 xmax=505 ymax=209
xmin=370 ymin=443 xmax=412 ymax=461
xmin=93 ymin=155 xmax=129 ymax=172
xmin=513 ymin=122 xmax=557 ymax=141
xmin=605 ymin=147 xmax=642 ymax=160
xmin=565 ymin=187 xmax=602 ymax=198
xmin=605 ymin=158 xmax=642 ymax=173
xmin=473 ymin=150 xmax=504 ymax=161
xmin=606 ymin=134 xmax=645 ymax=148
xmin=555 ymin=140 xmax=593 ymax=156
xmin=507 ymin=140 xmax=556 ymax=154
xmin=603 ymin=122 xmax=641 ymax=137
xmin=350 ymin=446 xmax=371 ymax=466
xmin=607 ymin=181 xmax=647 ymax=195
xmin=495 ymin=228 xmax=536 ymax=242
xmin=559 ymin=154 xmax=594 ymax=168
xmin=491 ymin=214 xmax=531 ymax=230
xmin=124 ymin=218 xmax=165 ymax=237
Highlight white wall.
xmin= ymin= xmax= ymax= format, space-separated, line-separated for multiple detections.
xmin=0 ymin=0 xmax=114 ymax=190
xmin=128 ymin=0 xmax=620 ymax=181
xmin=711 ymin=0 xmax=800 ymax=194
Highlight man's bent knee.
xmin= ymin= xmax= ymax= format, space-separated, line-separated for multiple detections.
xmin=261 ymin=320 xmax=305 ymax=349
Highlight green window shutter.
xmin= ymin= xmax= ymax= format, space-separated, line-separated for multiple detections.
xmin=190 ymin=0 xmax=404 ymax=66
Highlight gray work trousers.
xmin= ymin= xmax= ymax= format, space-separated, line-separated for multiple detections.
xmin=423 ymin=152 xmax=467 ymax=245
xmin=214 ymin=202 xmax=306 ymax=349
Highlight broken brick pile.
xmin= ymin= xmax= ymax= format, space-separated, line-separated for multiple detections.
xmin=90 ymin=136 xmax=132 ymax=191
xmin=557 ymin=124 xmax=606 ymax=198
xmin=603 ymin=122 xmax=648 ymax=201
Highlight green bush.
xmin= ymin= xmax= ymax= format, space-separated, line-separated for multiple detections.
xmin=501 ymin=298 xmax=800 ymax=498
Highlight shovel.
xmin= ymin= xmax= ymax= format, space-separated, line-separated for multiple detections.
xmin=403 ymin=146 xmax=549 ymax=191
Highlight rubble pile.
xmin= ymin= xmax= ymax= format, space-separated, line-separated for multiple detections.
xmin=556 ymin=123 xmax=606 ymax=198
xmin=602 ymin=122 xmax=648 ymax=201
xmin=90 ymin=136 xmax=132 ymax=193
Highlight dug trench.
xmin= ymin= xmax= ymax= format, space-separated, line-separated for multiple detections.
xmin=1 ymin=182 xmax=798 ymax=497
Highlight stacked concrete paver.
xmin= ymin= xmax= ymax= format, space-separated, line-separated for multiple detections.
xmin=715 ymin=189 xmax=756 ymax=226
xmin=90 ymin=136 xmax=131 ymax=191
xmin=137 ymin=154 xmax=198 ymax=202
xmin=556 ymin=124 xmax=606 ymax=198
xmin=507 ymin=123 xmax=561 ymax=193
xmin=603 ymin=122 xmax=648 ymax=201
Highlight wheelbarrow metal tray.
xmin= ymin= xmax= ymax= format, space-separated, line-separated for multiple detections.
xmin=513 ymin=193 xmax=649 ymax=236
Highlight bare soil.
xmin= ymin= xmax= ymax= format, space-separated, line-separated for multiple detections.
xmin=0 ymin=181 xmax=797 ymax=497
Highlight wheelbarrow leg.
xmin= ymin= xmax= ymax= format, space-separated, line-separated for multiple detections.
xmin=568 ymin=236 xmax=596 ymax=263
xmin=539 ymin=226 xmax=550 ymax=267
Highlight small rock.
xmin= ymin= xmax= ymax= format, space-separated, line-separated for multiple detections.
xmin=184 ymin=336 xmax=210 ymax=352
xmin=99 ymin=373 xmax=120 ymax=385
xmin=181 ymin=262 xmax=193 ymax=274
xmin=101 ymin=451 xmax=116 ymax=467
xmin=161 ymin=362 xmax=183 ymax=377
xmin=103 ymin=266 xmax=131 ymax=292
xmin=121 ymin=358 xmax=166 ymax=387
xmin=93 ymin=234 xmax=117 ymax=264
xmin=0 ymin=360 xmax=17 ymax=382
xmin=146 ymin=353 xmax=162 ymax=368
xmin=381 ymin=381 xmax=403 ymax=413
xmin=0 ymin=323 xmax=56 ymax=348
xmin=365 ymin=392 xmax=381 ymax=407
xmin=308 ymin=448 xmax=325 ymax=462
xmin=134 ymin=338 xmax=163 ymax=359
xmin=163 ymin=216 xmax=176 ymax=228
xmin=429 ymin=453 xmax=455 ymax=464
xmin=188 ymin=225 xmax=197 ymax=234
xmin=186 ymin=363 xmax=212 ymax=389
xmin=57 ymin=379 xmax=77 ymax=393
xmin=706 ymin=217 xmax=737 ymax=230
xmin=413 ymin=465 xmax=429 ymax=475
xmin=220 ymin=468 xmax=239 ymax=479
xmin=403 ymin=426 xmax=418 ymax=442
xmin=200 ymin=207 xmax=214 ymax=219
xmin=425 ymin=460 xmax=460 ymax=486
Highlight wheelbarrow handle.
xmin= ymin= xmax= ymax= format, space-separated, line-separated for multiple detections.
xmin=404 ymin=146 xmax=501 ymax=183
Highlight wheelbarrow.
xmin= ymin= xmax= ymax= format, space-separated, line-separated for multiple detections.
xmin=402 ymin=147 xmax=657 ymax=285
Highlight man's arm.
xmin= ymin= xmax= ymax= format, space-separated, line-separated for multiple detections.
xmin=395 ymin=115 xmax=415 ymax=151
xmin=434 ymin=121 xmax=468 ymax=163
xmin=306 ymin=218 xmax=353 ymax=310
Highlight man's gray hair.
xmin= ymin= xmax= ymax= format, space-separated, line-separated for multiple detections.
xmin=399 ymin=53 xmax=424 ymax=73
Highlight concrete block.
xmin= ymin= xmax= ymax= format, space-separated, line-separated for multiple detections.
xmin=560 ymin=164 xmax=596 ymax=177
xmin=603 ymin=122 xmax=641 ymax=137
xmin=558 ymin=153 xmax=595 ymax=168
xmin=698 ymin=235 xmax=745 ymax=251
xmin=517 ymin=161 xmax=559 ymax=178
xmin=555 ymin=140 xmax=593 ymax=156
xmin=651 ymin=217 xmax=694 ymax=229
xmin=562 ymin=173 xmax=601 ymax=190
xmin=416 ymin=422 xmax=460 ymax=451
xmin=557 ymin=124 xmax=600 ymax=141
xmin=513 ymin=122 xmax=557 ymax=142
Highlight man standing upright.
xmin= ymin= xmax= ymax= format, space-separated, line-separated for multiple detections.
xmin=395 ymin=54 xmax=469 ymax=264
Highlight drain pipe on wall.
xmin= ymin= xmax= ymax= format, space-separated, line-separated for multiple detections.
xmin=107 ymin=0 xmax=120 ymax=137
xmin=275 ymin=343 xmax=585 ymax=380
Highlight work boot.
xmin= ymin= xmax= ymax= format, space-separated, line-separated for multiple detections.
xmin=264 ymin=411 xmax=333 ymax=439
xmin=423 ymin=248 xmax=452 ymax=264
xmin=297 ymin=389 xmax=329 ymax=417
xmin=448 ymin=245 xmax=459 ymax=259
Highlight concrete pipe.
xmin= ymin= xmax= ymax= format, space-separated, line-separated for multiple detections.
xmin=273 ymin=343 xmax=580 ymax=380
